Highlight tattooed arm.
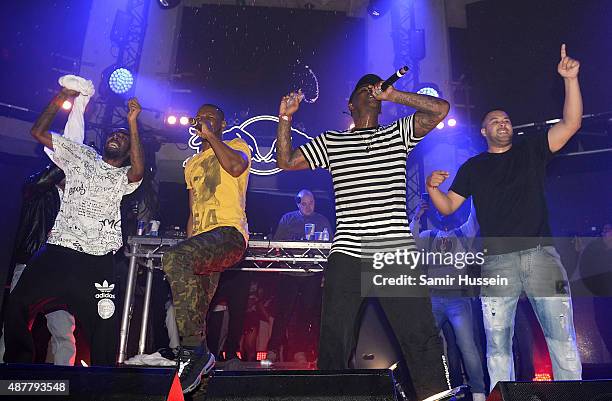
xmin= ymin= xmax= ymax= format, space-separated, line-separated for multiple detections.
xmin=390 ymin=91 xmax=450 ymax=137
xmin=31 ymin=88 xmax=79 ymax=149
xmin=276 ymin=90 xmax=309 ymax=170
xmin=370 ymin=82 xmax=450 ymax=138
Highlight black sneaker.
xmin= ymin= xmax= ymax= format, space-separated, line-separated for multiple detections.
xmin=157 ymin=347 xmax=179 ymax=361
xmin=177 ymin=346 xmax=215 ymax=393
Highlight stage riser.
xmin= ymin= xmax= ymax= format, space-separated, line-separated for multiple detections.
xmin=206 ymin=370 xmax=397 ymax=401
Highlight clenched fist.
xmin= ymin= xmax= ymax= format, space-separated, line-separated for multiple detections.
xmin=127 ymin=97 xmax=142 ymax=123
xmin=426 ymin=170 xmax=450 ymax=189
xmin=279 ymin=90 xmax=304 ymax=118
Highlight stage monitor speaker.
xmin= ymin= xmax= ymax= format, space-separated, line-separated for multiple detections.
xmin=353 ymin=298 xmax=402 ymax=369
xmin=206 ymin=369 xmax=398 ymax=401
xmin=487 ymin=380 xmax=612 ymax=401
xmin=0 ymin=363 xmax=182 ymax=401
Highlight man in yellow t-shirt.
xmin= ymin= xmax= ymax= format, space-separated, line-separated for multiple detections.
xmin=163 ymin=104 xmax=250 ymax=393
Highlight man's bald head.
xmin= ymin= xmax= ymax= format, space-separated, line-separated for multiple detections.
xmin=296 ymin=189 xmax=315 ymax=216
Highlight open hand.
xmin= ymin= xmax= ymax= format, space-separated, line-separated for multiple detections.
xmin=557 ymin=44 xmax=580 ymax=79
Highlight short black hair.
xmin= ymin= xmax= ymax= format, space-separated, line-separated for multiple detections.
xmin=481 ymin=109 xmax=508 ymax=128
xmin=197 ymin=104 xmax=225 ymax=121
xmin=349 ymin=74 xmax=383 ymax=104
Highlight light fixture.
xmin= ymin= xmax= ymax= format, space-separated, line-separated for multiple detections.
xmin=415 ymin=83 xmax=441 ymax=98
xmin=108 ymin=68 xmax=134 ymax=94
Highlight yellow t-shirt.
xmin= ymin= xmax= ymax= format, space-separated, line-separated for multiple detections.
xmin=184 ymin=138 xmax=251 ymax=241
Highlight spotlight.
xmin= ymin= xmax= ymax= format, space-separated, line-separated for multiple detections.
xmin=166 ymin=115 xmax=177 ymax=125
xmin=367 ymin=0 xmax=390 ymax=18
xmin=61 ymin=100 xmax=72 ymax=111
xmin=157 ymin=0 xmax=181 ymax=9
xmin=415 ymin=83 xmax=441 ymax=98
xmin=447 ymin=118 xmax=457 ymax=127
xmin=108 ymin=68 xmax=134 ymax=94
xmin=436 ymin=122 xmax=444 ymax=130
xmin=179 ymin=116 xmax=189 ymax=126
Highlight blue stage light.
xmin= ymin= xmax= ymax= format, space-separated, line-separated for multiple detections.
xmin=108 ymin=68 xmax=134 ymax=94
xmin=416 ymin=84 xmax=440 ymax=98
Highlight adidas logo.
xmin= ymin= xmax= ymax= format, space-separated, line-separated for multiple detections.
xmin=95 ymin=293 xmax=115 ymax=299
xmin=95 ymin=280 xmax=115 ymax=293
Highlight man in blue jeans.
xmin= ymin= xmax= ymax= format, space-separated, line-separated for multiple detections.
xmin=426 ymin=45 xmax=583 ymax=389
xmin=410 ymin=200 xmax=486 ymax=401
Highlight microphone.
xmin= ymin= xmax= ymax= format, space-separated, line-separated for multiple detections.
xmin=188 ymin=118 xmax=213 ymax=132
xmin=381 ymin=66 xmax=409 ymax=91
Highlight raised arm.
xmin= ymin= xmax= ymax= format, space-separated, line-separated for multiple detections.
xmin=426 ymin=170 xmax=466 ymax=216
xmin=276 ymin=90 xmax=309 ymax=170
xmin=409 ymin=201 xmax=432 ymax=250
xmin=31 ymin=88 xmax=79 ymax=149
xmin=126 ymin=98 xmax=145 ymax=183
xmin=370 ymin=82 xmax=450 ymax=137
xmin=548 ymin=44 xmax=582 ymax=153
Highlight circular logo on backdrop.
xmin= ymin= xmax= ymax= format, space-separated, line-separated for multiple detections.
xmin=97 ymin=299 xmax=115 ymax=319
xmin=184 ymin=115 xmax=314 ymax=176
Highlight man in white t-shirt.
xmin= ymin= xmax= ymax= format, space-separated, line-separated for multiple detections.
xmin=4 ymin=88 xmax=144 ymax=366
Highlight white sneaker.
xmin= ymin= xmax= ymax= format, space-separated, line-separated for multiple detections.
xmin=472 ymin=393 xmax=487 ymax=401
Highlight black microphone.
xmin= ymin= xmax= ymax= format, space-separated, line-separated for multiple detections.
xmin=188 ymin=117 xmax=200 ymax=127
xmin=381 ymin=66 xmax=409 ymax=91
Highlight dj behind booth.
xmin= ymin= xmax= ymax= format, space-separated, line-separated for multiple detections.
xmin=266 ymin=189 xmax=332 ymax=364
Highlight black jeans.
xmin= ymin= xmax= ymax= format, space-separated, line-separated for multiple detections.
xmin=4 ymin=245 xmax=118 ymax=366
xmin=318 ymin=252 xmax=448 ymax=399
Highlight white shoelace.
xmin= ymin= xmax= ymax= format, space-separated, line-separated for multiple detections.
xmin=178 ymin=357 xmax=191 ymax=376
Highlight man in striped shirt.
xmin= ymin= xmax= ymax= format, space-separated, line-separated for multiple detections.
xmin=276 ymin=74 xmax=450 ymax=399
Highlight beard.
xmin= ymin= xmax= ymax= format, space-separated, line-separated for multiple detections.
xmin=104 ymin=145 xmax=126 ymax=161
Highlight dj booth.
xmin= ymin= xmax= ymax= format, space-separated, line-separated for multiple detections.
xmin=118 ymin=235 xmax=331 ymax=363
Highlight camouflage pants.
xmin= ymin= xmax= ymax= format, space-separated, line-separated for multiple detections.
xmin=163 ymin=226 xmax=245 ymax=346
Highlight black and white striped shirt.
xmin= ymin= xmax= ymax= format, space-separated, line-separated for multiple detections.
xmin=299 ymin=115 xmax=422 ymax=258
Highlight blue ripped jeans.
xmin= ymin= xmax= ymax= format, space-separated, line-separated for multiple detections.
xmin=480 ymin=246 xmax=582 ymax=390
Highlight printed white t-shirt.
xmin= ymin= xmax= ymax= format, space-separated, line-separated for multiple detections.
xmin=47 ymin=134 xmax=141 ymax=255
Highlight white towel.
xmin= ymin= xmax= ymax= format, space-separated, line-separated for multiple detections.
xmin=45 ymin=74 xmax=95 ymax=160
xmin=124 ymin=352 xmax=177 ymax=367
xmin=58 ymin=75 xmax=95 ymax=97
